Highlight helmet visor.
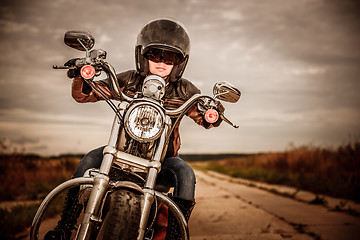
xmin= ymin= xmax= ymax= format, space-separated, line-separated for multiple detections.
xmin=145 ymin=48 xmax=183 ymax=65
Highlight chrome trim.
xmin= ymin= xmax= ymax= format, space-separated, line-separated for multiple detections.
xmin=142 ymin=75 xmax=166 ymax=100
xmin=151 ymin=117 xmax=169 ymax=163
xmin=103 ymin=62 xmax=133 ymax=102
xmin=30 ymin=177 xmax=95 ymax=240
xmin=99 ymin=115 xmax=121 ymax=175
xmin=213 ymin=81 xmax=241 ymax=103
xmin=76 ymin=110 xmax=121 ymax=240
xmin=77 ymin=174 xmax=109 ymax=240
xmin=103 ymin=146 xmax=162 ymax=171
xmin=165 ymin=94 xmax=215 ymax=116
xmin=137 ymin=189 xmax=155 ymax=240
xmin=124 ymin=101 xmax=166 ymax=143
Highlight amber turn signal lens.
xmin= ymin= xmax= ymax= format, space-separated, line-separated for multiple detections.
xmin=204 ymin=109 xmax=219 ymax=123
xmin=80 ymin=65 xmax=95 ymax=79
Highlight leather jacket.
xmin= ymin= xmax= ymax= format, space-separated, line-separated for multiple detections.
xmin=71 ymin=70 xmax=208 ymax=157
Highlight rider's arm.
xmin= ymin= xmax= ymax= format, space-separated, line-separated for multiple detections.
xmin=71 ymin=76 xmax=113 ymax=103
xmin=71 ymin=70 xmax=140 ymax=103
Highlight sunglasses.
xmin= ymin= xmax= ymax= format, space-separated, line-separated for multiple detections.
xmin=145 ymin=49 xmax=183 ymax=65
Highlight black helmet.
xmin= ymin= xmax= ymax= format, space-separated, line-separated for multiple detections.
xmin=135 ymin=18 xmax=190 ymax=82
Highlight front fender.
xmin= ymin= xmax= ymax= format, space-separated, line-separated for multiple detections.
xmin=112 ymin=180 xmax=144 ymax=194
xmin=30 ymin=177 xmax=95 ymax=240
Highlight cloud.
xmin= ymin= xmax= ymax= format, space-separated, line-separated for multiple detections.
xmin=0 ymin=0 xmax=359 ymax=155
xmin=220 ymin=9 xmax=245 ymax=22
xmin=286 ymin=66 xmax=326 ymax=76
xmin=97 ymin=34 xmax=113 ymax=45
xmin=0 ymin=108 xmax=110 ymax=126
xmin=0 ymin=19 xmax=39 ymax=33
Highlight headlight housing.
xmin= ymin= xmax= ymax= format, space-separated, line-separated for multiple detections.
xmin=124 ymin=103 xmax=165 ymax=142
xmin=142 ymin=75 xmax=166 ymax=101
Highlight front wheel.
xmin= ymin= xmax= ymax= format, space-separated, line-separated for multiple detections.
xmin=97 ymin=189 xmax=141 ymax=240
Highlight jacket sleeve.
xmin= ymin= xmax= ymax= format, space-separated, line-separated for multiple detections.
xmin=71 ymin=76 xmax=114 ymax=103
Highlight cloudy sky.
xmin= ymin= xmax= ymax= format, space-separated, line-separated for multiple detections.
xmin=0 ymin=0 xmax=359 ymax=155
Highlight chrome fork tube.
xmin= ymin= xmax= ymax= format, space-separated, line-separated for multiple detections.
xmin=137 ymin=118 xmax=170 ymax=240
xmin=76 ymin=114 xmax=122 ymax=240
xmin=76 ymin=175 xmax=109 ymax=240
xmin=137 ymin=188 xmax=155 ymax=240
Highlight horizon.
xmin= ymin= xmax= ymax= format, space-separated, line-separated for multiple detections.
xmin=1 ymin=140 xmax=356 ymax=157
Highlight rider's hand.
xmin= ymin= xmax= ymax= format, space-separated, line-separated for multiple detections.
xmin=67 ymin=68 xmax=81 ymax=78
xmin=202 ymin=114 xmax=222 ymax=129
xmin=64 ymin=58 xmax=81 ymax=78
xmin=187 ymin=106 xmax=204 ymax=126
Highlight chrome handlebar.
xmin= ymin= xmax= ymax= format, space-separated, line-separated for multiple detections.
xmin=54 ymin=59 xmax=239 ymax=129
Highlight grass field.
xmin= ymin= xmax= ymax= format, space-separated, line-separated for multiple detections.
xmin=192 ymin=142 xmax=360 ymax=202
xmin=0 ymin=153 xmax=80 ymax=240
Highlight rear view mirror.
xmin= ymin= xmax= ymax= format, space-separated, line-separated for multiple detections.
xmin=213 ymin=82 xmax=241 ymax=103
xmin=64 ymin=31 xmax=95 ymax=51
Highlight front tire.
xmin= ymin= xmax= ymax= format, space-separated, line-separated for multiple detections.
xmin=97 ymin=189 xmax=141 ymax=240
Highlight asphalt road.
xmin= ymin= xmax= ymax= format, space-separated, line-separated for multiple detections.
xmin=190 ymin=170 xmax=360 ymax=240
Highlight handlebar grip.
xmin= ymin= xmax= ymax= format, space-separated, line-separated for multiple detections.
xmin=53 ymin=65 xmax=73 ymax=69
xmin=67 ymin=68 xmax=81 ymax=78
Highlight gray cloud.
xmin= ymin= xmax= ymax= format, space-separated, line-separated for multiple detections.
xmin=0 ymin=0 xmax=359 ymax=155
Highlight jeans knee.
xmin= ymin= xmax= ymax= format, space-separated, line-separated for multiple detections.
xmin=179 ymin=163 xmax=196 ymax=185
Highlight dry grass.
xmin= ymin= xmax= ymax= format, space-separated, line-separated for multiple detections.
xmin=0 ymin=154 xmax=80 ymax=201
xmin=0 ymin=148 xmax=80 ymax=239
xmin=193 ymin=142 xmax=360 ymax=202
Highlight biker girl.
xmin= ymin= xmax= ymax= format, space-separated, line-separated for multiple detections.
xmin=44 ymin=18 xmax=222 ymax=240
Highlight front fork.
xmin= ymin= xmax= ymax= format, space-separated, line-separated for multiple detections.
xmin=76 ymin=111 xmax=123 ymax=240
xmin=137 ymin=169 xmax=157 ymax=240
xmin=75 ymin=173 xmax=109 ymax=240
xmin=137 ymin=116 xmax=170 ymax=240
xmin=77 ymin=111 xmax=169 ymax=240
xmin=136 ymin=116 xmax=187 ymax=240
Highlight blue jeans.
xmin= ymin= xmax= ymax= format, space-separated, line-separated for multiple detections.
xmin=73 ymin=146 xmax=196 ymax=201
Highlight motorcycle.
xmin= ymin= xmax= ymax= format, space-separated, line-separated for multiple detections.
xmin=30 ymin=31 xmax=241 ymax=240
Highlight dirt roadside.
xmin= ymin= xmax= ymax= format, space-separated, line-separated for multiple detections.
xmin=192 ymin=170 xmax=360 ymax=240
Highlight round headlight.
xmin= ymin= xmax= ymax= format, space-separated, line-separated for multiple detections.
xmin=124 ymin=103 xmax=165 ymax=142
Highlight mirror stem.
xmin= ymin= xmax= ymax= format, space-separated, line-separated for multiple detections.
xmin=77 ymin=38 xmax=90 ymax=58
